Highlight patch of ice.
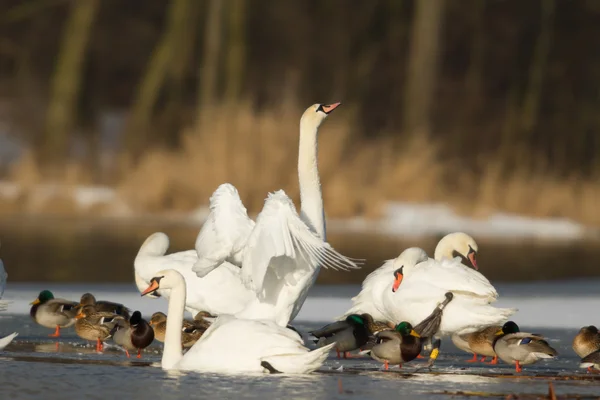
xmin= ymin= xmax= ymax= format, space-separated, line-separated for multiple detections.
xmin=3 ymin=281 xmax=598 ymax=330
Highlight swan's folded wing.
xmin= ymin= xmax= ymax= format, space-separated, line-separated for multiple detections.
xmin=413 ymin=258 xmax=498 ymax=299
xmin=193 ymin=184 xmax=255 ymax=277
xmin=241 ymin=190 xmax=361 ymax=293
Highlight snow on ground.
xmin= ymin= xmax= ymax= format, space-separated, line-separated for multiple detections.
xmin=327 ymin=202 xmax=592 ymax=240
xmin=2 ymin=280 xmax=598 ymax=329
xmin=0 ymin=181 xmax=595 ymax=240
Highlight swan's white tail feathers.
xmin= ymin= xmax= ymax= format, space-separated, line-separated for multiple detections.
xmin=261 ymin=342 xmax=335 ymax=374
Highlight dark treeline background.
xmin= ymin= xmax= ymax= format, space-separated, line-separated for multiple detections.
xmin=0 ymin=0 xmax=599 ymax=220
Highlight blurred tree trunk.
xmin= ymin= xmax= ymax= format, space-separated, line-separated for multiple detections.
xmin=402 ymin=0 xmax=447 ymax=136
xmin=520 ymin=0 xmax=556 ymax=136
xmin=163 ymin=0 xmax=199 ymax=147
xmin=465 ymin=0 xmax=485 ymax=114
xmin=40 ymin=0 xmax=99 ymax=167
xmin=198 ymin=0 xmax=224 ymax=116
xmin=125 ymin=0 xmax=191 ymax=160
xmin=224 ymin=0 xmax=246 ymax=107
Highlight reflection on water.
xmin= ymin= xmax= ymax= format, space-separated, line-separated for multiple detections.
xmin=0 ymin=315 xmax=599 ymax=399
xmin=1 ymin=215 xmax=600 ymax=283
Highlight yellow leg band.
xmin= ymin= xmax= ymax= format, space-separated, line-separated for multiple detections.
xmin=429 ymin=348 xmax=439 ymax=360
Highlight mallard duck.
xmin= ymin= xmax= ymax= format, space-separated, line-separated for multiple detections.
xmin=30 ymin=290 xmax=78 ymax=337
xmin=360 ymin=313 xmax=394 ymax=335
xmin=79 ymin=293 xmax=131 ymax=318
xmin=369 ymin=322 xmax=422 ymax=370
xmin=580 ymin=349 xmax=600 ymax=372
xmin=573 ymin=326 xmax=600 ymax=359
xmin=193 ymin=311 xmax=214 ymax=330
xmin=75 ymin=305 xmax=125 ymax=352
xmin=310 ymin=314 xmax=370 ymax=359
xmin=111 ymin=311 xmax=154 ymax=358
xmin=451 ymin=325 xmax=500 ymax=364
xmin=493 ymin=321 xmax=557 ymax=373
xmin=149 ymin=311 xmax=209 ymax=348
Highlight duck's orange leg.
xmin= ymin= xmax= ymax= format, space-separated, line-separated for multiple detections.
xmin=336 ymin=349 xmax=341 ymax=359
xmin=417 ymin=354 xmax=424 ymax=359
xmin=479 ymin=356 xmax=487 ymax=362
xmin=515 ymin=361 xmax=522 ymax=373
xmin=137 ymin=349 xmax=142 ymax=359
xmin=95 ymin=339 xmax=102 ymax=352
xmin=384 ymin=360 xmax=389 ymax=370
xmin=124 ymin=350 xmax=130 ymax=358
xmin=467 ymin=354 xmax=478 ymax=362
xmin=49 ymin=326 xmax=61 ymax=338
xmin=488 ymin=356 xmax=498 ymax=365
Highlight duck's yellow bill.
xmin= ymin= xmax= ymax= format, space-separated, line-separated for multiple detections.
xmin=410 ymin=329 xmax=421 ymax=338
xmin=495 ymin=329 xmax=504 ymax=336
xmin=30 ymin=298 xmax=41 ymax=306
xmin=141 ymin=280 xmax=160 ymax=297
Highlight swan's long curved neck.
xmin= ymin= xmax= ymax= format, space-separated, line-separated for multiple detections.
xmin=433 ymin=240 xmax=454 ymax=261
xmin=162 ymin=279 xmax=186 ymax=369
xmin=298 ymin=120 xmax=325 ymax=240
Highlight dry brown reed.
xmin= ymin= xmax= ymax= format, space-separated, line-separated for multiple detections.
xmin=3 ymin=103 xmax=600 ymax=226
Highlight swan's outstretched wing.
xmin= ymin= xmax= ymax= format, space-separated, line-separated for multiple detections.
xmin=193 ymin=184 xmax=255 ymax=277
xmin=240 ymin=190 xmax=361 ymax=294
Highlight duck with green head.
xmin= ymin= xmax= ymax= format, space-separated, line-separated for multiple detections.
xmin=493 ymin=321 xmax=557 ymax=373
xmin=30 ymin=290 xmax=78 ymax=337
xmin=310 ymin=314 xmax=370 ymax=359
xmin=369 ymin=322 xmax=422 ymax=370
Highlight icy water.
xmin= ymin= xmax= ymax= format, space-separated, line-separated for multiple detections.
xmin=2 ymin=284 xmax=600 ymax=399
xmin=3 ymin=214 xmax=600 ymax=283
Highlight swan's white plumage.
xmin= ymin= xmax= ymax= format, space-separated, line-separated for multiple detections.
xmin=134 ymin=232 xmax=255 ymax=316
xmin=344 ymin=259 xmax=397 ymax=321
xmin=149 ymin=269 xmax=333 ymax=374
xmin=193 ymin=184 xmax=255 ymax=277
xmin=344 ymin=243 xmax=515 ymax=336
xmin=241 ymin=190 xmax=360 ymax=294
xmin=380 ymin=252 xmax=516 ymax=335
xmin=177 ymin=315 xmax=335 ymax=374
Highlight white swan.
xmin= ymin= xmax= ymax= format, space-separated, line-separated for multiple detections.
xmin=344 ymin=232 xmax=479 ymax=321
xmin=141 ymin=269 xmax=334 ymax=373
xmin=0 ymin=248 xmax=18 ymax=347
xmin=193 ymin=103 xmax=359 ymax=327
xmin=134 ymin=103 xmax=360 ymax=323
xmin=379 ymin=247 xmax=516 ymax=335
xmin=134 ymin=233 xmax=255 ymax=316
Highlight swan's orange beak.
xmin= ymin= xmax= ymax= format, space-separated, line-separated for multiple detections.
xmin=141 ymin=280 xmax=160 ymax=297
xmin=468 ymin=251 xmax=478 ymax=270
xmin=392 ymin=271 xmax=403 ymax=293
xmin=322 ymin=102 xmax=341 ymax=114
